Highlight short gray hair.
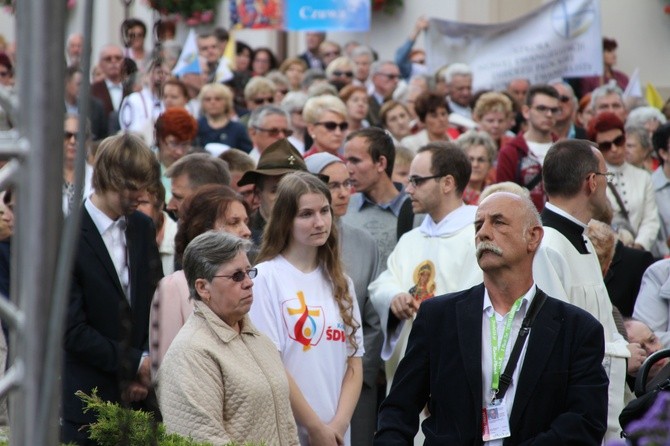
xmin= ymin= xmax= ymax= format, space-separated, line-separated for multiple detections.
xmin=351 ymin=45 xmax=373 ymax=60
xmin=165 ymin=153 xmax=231 ymax=187
xmin=183 ymin=231 xmax=252 ymax=301
xmin=444 ymin=63 xmax=472 ymax=83
xmin=248 ymin=105 xmax=289 ymax=129
xmin=626 ymin=106 xmax=667 ymax=128
xmin=456 ymin=130 xmax=497 ymax=164
xmin=370 ymin=60 xmax=397 ymax=77
xmin=624 ymin=125 xmax=653 ymax=151
xmin=281 ymin=91 xmax=308 ymax=114
xmin=589 ymin=82 xmax=624 ymax=112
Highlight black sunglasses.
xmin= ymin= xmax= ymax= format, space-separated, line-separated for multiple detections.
xmin=333 ymin=70 xmax=354 ymax=78
xmin=253 ymin=126 xmax=294 ymax=137
xmin=598 ymin=134 xmax=625 ymax=152
xmin=252 ymin=96 xmax=274 ymax=105
xmin=316 ymin=121 xmax=349 ymax=132
xmin=213 ymin=268 xmax=258 ymax=283
xmin=64 ymin=131 xmax=77 ymax=140
xmin=407 ymin=174 xmax=444 ymax=188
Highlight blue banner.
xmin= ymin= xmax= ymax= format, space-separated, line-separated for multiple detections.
xmin=285 ymin=0 xmax=371 ymax=31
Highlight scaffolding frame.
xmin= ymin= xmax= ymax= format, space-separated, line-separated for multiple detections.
xmin=0 ymin=1 xmax=95 ymax=444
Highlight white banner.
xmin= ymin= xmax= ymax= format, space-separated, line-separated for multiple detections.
xmin=426 ymin=0 xmax=603 ymax=91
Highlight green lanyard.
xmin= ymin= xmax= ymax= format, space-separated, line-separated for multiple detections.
xmin=489 ymin=297 xmax=523 ymax=401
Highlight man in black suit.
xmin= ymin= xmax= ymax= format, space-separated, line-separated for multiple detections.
xmin=298 ymin=31 xmax=326 ymax=70
xmin=375 ymin=192 xmax=608 ymax=445
xmin=61 ymin=134 xmax=163 ymax=445
xmin=90 ymin=44 xmax=132 ymax=123
xmin=65 ymin=66 xmax=108 ymax=142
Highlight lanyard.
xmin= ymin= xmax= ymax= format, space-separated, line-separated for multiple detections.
xmin=489 ymin=297 xmax=523 ymax=401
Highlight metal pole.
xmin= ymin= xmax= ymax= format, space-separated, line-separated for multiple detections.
xmin=11 ymin=0 xmax=66 ymax=445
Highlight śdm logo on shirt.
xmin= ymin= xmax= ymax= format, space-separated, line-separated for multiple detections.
xmin=284 ymin=292 xmax=325 ymax=351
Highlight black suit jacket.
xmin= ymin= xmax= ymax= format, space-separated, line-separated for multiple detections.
xmin=605 ymin=240 xmax=655 ymax=317
xmin=62 ymin=207 xmax=163 ymax=425
xmin=375 ymin=284 xmax=608 ymax=446
xmin=90 ymin=80 xmax=132 ymax=120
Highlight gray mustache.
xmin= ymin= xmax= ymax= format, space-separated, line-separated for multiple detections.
xmin=476 ymin=242 xmax=503 ymax=259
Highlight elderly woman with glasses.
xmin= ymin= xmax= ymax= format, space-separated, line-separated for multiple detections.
xmin=158 ymin=231 xmax=298 ymax=446
xmin=326 ymin=57 xmax=356 ymax=92
xmin=588 ymin=112 xmax=660 ymax=251
xmin=244 ymin=76 xmax=277 ymax=115
xmin=197 ymin=83 xmax=252 ymax=153
xmin=303 ymin=95 xmax=349 ymax=159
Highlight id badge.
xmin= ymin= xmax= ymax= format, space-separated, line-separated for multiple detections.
xmin=482 ymin=401 xmax=511 ymax=441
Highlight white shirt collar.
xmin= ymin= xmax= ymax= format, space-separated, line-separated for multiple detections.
xmin=85 ymin=197 xmax=124 ymax=235
xmin=544 ymin=202 xmax=588 ymax=230
xmin=483 ymin=283 xmax=536 ymax=318
xmin=105 ymin=79 xmax=122 ymax=90
xmin=419 ymin=204 xmax=477 ymax=237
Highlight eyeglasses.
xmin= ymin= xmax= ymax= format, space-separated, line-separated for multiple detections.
xmin=407 ymin=174 xmax=444 ymax=188
xmin=252 ymin=96 xmax=274 ymax=105
xmin=328 ymin=179 xmax=354 ymax=191
xmin=165 ymin=139 xmax=192 ymax=150
xmin=598 ymin=134 xmax=625 ymax=152
xmin=332 ymin=70 xmax=354 ymax=78
xmin=532 ymin=105 xmax=561 ymax=115
xmin=558 ymin=95 xmax=572 ymax=103
xmin=64 ymin=131 xmax=77 ymax=140
xmin=377 ymin=72 xmax=401 ymax=80
xmin=128 ymin=32 xmax=145 ymax=39
xmin=315 ymin=121 xmax=349 ymax=132
xmin=593 ymin=171 xmax=615 ymax=183
xmin=253 ymin=126 xmax=294 ymax=137
xmin=322 ymin=51 xmax=340 ymax=58
xmin=213 ymin=268 xmax=258 ymax=282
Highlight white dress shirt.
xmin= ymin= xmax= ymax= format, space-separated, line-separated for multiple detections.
xmin=481 ymin=284 xmax=536 ymax=446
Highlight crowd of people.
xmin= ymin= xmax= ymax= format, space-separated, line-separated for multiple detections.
xmin=2 ymin=13 xmax=670 ymax=446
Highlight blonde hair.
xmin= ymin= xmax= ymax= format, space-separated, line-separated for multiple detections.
xmin=473 ymin=92 xmax=513 ymax=120
xmin=325 ymin=56 xmax=354 ymax=77
xmin=243 ymin=76 xmax=276 ymax=101
xmin=198 ymin=82 xmax=234 ymax=116
xmin=93 ymin=133 xmax=160 ymax=193
xmin=257 ymin=172 xmax=359 ymax=353
xmin=303 ymin=95 xmax=348 ymax=124
xmin=586 ymin=219 xmax=616 ymax=276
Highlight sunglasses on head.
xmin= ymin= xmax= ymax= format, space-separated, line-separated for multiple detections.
xmin=598 ymin=134 xmax=625 ymax=152
xmin=252 ymin=96 xmax=274 ymax=105
xmin=316 ymin=121 xmax=349 ymax=132
xmin=332 ymin=70 xmax=354 ymax=78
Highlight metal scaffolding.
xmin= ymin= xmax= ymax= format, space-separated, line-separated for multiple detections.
xmin=0 ymin=0 xmax=94 ymax=444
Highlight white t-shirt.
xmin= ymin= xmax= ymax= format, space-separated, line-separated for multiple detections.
xmin=250 ymin=255 xmax=365 ymax=446
xmin=526 ymin=141 xmax=553 ymax=165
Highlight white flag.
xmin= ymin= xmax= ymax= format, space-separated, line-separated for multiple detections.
xmin=427 ymin=0 xmax=603 ymax=91
xmin=623 ymin=68 xmax=642 ymax=99
xmin=172 ymin=29 xmax=201 ymax=77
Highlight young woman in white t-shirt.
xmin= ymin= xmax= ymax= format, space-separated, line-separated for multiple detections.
xmin=250 ymin=170 xmax=364 ymax=446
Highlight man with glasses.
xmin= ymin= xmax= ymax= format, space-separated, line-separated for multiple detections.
xmin=369 ymin=143 xmax=482 ymax=412
xmin=533 ymin=139 xmax=631 ymax=442
xmin=247 ymin=106 xmax=292 ymax=162
xmin=368 ymin=61 xmax=401 ymax=127
xmin=91 ymin=44 xmax=132 ymax=122
xmin=550 ymin=80 xmax=588 ymax=140
xmin=497 ymin=84 xmax=561 ymax=210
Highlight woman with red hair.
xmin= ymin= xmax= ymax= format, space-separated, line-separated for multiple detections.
xmin=155 ymin=108 xmax=198 ymax=202
xmin=588 ymin=112 xmax=659 ymax=251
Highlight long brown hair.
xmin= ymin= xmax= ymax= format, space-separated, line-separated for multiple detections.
xmin=256 ymin=171 xmax=359 ymax=354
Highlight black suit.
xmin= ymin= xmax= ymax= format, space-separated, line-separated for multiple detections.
xmin=605 ymin=241 xmax=655 ymax=317
xmin=375 ymin=284 xmax=608 ymax=446
xmin=62 ymin=207 xmax=163 ymax=444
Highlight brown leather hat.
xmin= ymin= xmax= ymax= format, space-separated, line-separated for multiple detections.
xmin=237 ymin=139 xmax=307 ymax=186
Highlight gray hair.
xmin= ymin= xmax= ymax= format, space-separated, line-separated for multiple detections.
xmin=549 ymin=79 xmax=577 ymax=105
xmin=456 ymin=130 xmax=497 ymax=164
xmin=351 ymin=45 xmax=373 ymax=60
xmin=479 ymin=182 xmax=530 ymax=202
xmin=281 ymin=91 xmax=308 ymax=114
xmin=165 ymin=153 xmax=231 ymax=187
xmin=589 ymin=82 xmax=624 ymax=112
xmin=370 ymin=60 xmax=397 ymax=77
xmin=183 ymin=231 xmax=252 ymax=301
xmin=266 ymin=70 xmax=290 ymax=89
xmin=248 ymin=105 xmax=289 ymax=129
xmin=626 ymin=106 xmax=667 ymax=128
xmin=300 ymin=68 xmax=327 ymax=90
xmin=624 ymin=125 xmax=653 ymax=151
xmin=444 ymin=63 xmax=472 ymax=83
